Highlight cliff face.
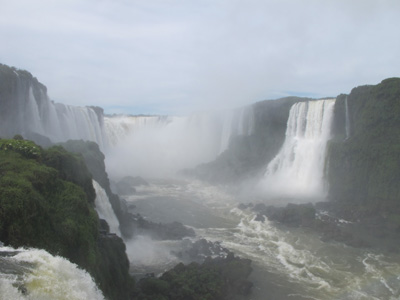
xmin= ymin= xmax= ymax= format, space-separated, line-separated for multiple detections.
xmin=327 ymin=78 xmax=400 ymax=225
xmin=0 ymin=64 xmax=107 ymax=148
xmin=0 ymin=137 xmax=133 ymax=299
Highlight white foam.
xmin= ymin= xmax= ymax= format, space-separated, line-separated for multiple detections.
xmin=259 ymin=99 xmax=335 ymax=199
xmin=0 ymin=246 xmax=104 ymax=300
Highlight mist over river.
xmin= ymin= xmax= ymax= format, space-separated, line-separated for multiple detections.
xmin=122 ymin=178 xmax=400 ymax=300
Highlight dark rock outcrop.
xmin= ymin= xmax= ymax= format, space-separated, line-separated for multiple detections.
xmin=134 ymin=252 xmax=253 ymax=300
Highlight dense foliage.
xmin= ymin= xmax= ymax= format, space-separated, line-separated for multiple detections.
xmin=0 ymin=138 xmax=133 ymax=299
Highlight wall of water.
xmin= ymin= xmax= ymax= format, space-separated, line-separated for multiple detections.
xmin=0 ymin=245 xmax=104 ymax=300
xmin=1 ymin=66 xmax=256 ymax=176
xmin=93 ymin=180 xmax=121 ymax=236
xmin=259 ymin=99 xmax=336 ymax=200
xmin=0 ymin=69 xmax=107 ymax=148
xmin=104 ymin=106 xmax=255 ymax=178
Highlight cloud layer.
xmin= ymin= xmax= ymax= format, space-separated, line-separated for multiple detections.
xmin=1 ymin=0 xmax=399 ymax=115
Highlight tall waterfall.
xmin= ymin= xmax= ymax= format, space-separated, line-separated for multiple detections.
xmin=0 ymin=68 xmax=107 ymax=148
xmin=259 ymin=99 xmax=335 ymax=199
xmin=93 ymin=180 xmax=121 ymax=236
xmin=0 ymin=245 xmax=104 ymax=300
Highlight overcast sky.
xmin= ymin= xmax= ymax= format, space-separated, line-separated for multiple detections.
xmin=1 ymin=0 xmax=399 ymax=115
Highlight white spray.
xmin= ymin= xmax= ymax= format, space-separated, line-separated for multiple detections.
xmin=0 ymin=246 xmax=104 ymax=300
xmin=93 ymin=180 xmax=121 ymax=236
xmin=259 ymin=99 xmax=335 ymax=200
xmin=104 ymin=107 xmax=255 ymax=178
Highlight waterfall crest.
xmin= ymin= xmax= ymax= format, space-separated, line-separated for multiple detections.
xmin=93 ymin=180 xmax=121 ymax=236
xmin=104 ymin=107 xmax=255 ymax=178
xmin=104 ymin=115 xmax=169 ymax=146
xmin=0 ymin=245 xmax=104 ymax=300
xmin=259 ymin=99 xmax=335 ymax=200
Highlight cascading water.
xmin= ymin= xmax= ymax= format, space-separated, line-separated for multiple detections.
xmin=104 ymin=115 xmax=169 ymax=146
xmin=104 ymin=107 xmax=255 ymax=178
xmin=345 ymin=96 xmax=351 ymax=139
xmin=259 ymin=99 xmax=335 ymax=200
xmin=0 ymin=70 xmax=108 ymax=148
xmin=218 ymin=106 xmax=254 ymax=154
xmin=0 ymin=245 xmax=104 ymax=300
xmin=93 ymin=180 xmax=121 ymax=236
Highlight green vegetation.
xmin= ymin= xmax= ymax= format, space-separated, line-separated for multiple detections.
xmin=328 ymin=78 xmax=400 ymax=231
xmin=59 ymin=140 xmax=130 ymax=236
xmin=0 ymin=138 xmax=132 ymax=300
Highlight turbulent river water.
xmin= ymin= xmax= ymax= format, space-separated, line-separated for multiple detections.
xmin=125 ymin=178 xmax=400 ymax=300
xmin=0 ymin=246 xmax=104 ymax=300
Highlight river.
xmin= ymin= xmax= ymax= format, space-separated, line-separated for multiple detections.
xmin=125 ymin=178 xmax=400 ymax=300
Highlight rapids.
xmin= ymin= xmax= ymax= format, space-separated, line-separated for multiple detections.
xmin=0 ymin=246 xmax=104 ymax=300
xmin=125 ymin=178 xmax=400 ymax=300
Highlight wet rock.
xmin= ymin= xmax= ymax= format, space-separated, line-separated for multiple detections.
xmin=238 ymin=203 xmax=254 ymax=210
xmin=256 ymin=203 xmax=316 ymax=227
xmin=254 ymin=214 xmax=265 ymax=222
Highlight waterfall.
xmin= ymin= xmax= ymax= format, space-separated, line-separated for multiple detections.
xmin=344 ymin=96 xmax=351 ymax=139
xmin=93 ymin=180 xmax=121 ymax=236
xmin=0 ymin=245 xmax=104 ymax=300
xmin=259 ymin=99 xmax=335 ymax=199
xmin=104 ymin=107 xmax=256 ymax=178
xmin=104 ymin=115 xmax=168 ymax=146
xmin=0 ymin=69 xmax=108 ymax=149
xmin=218 ymin=106 xmax=254 ymax=154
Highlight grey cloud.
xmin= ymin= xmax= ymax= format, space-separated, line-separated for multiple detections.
xmin=0 ymin=0 xmax=399 ymax=115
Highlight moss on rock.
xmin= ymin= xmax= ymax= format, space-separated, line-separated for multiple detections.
xmin=0 ymin=139 xmax=133 ymax=299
